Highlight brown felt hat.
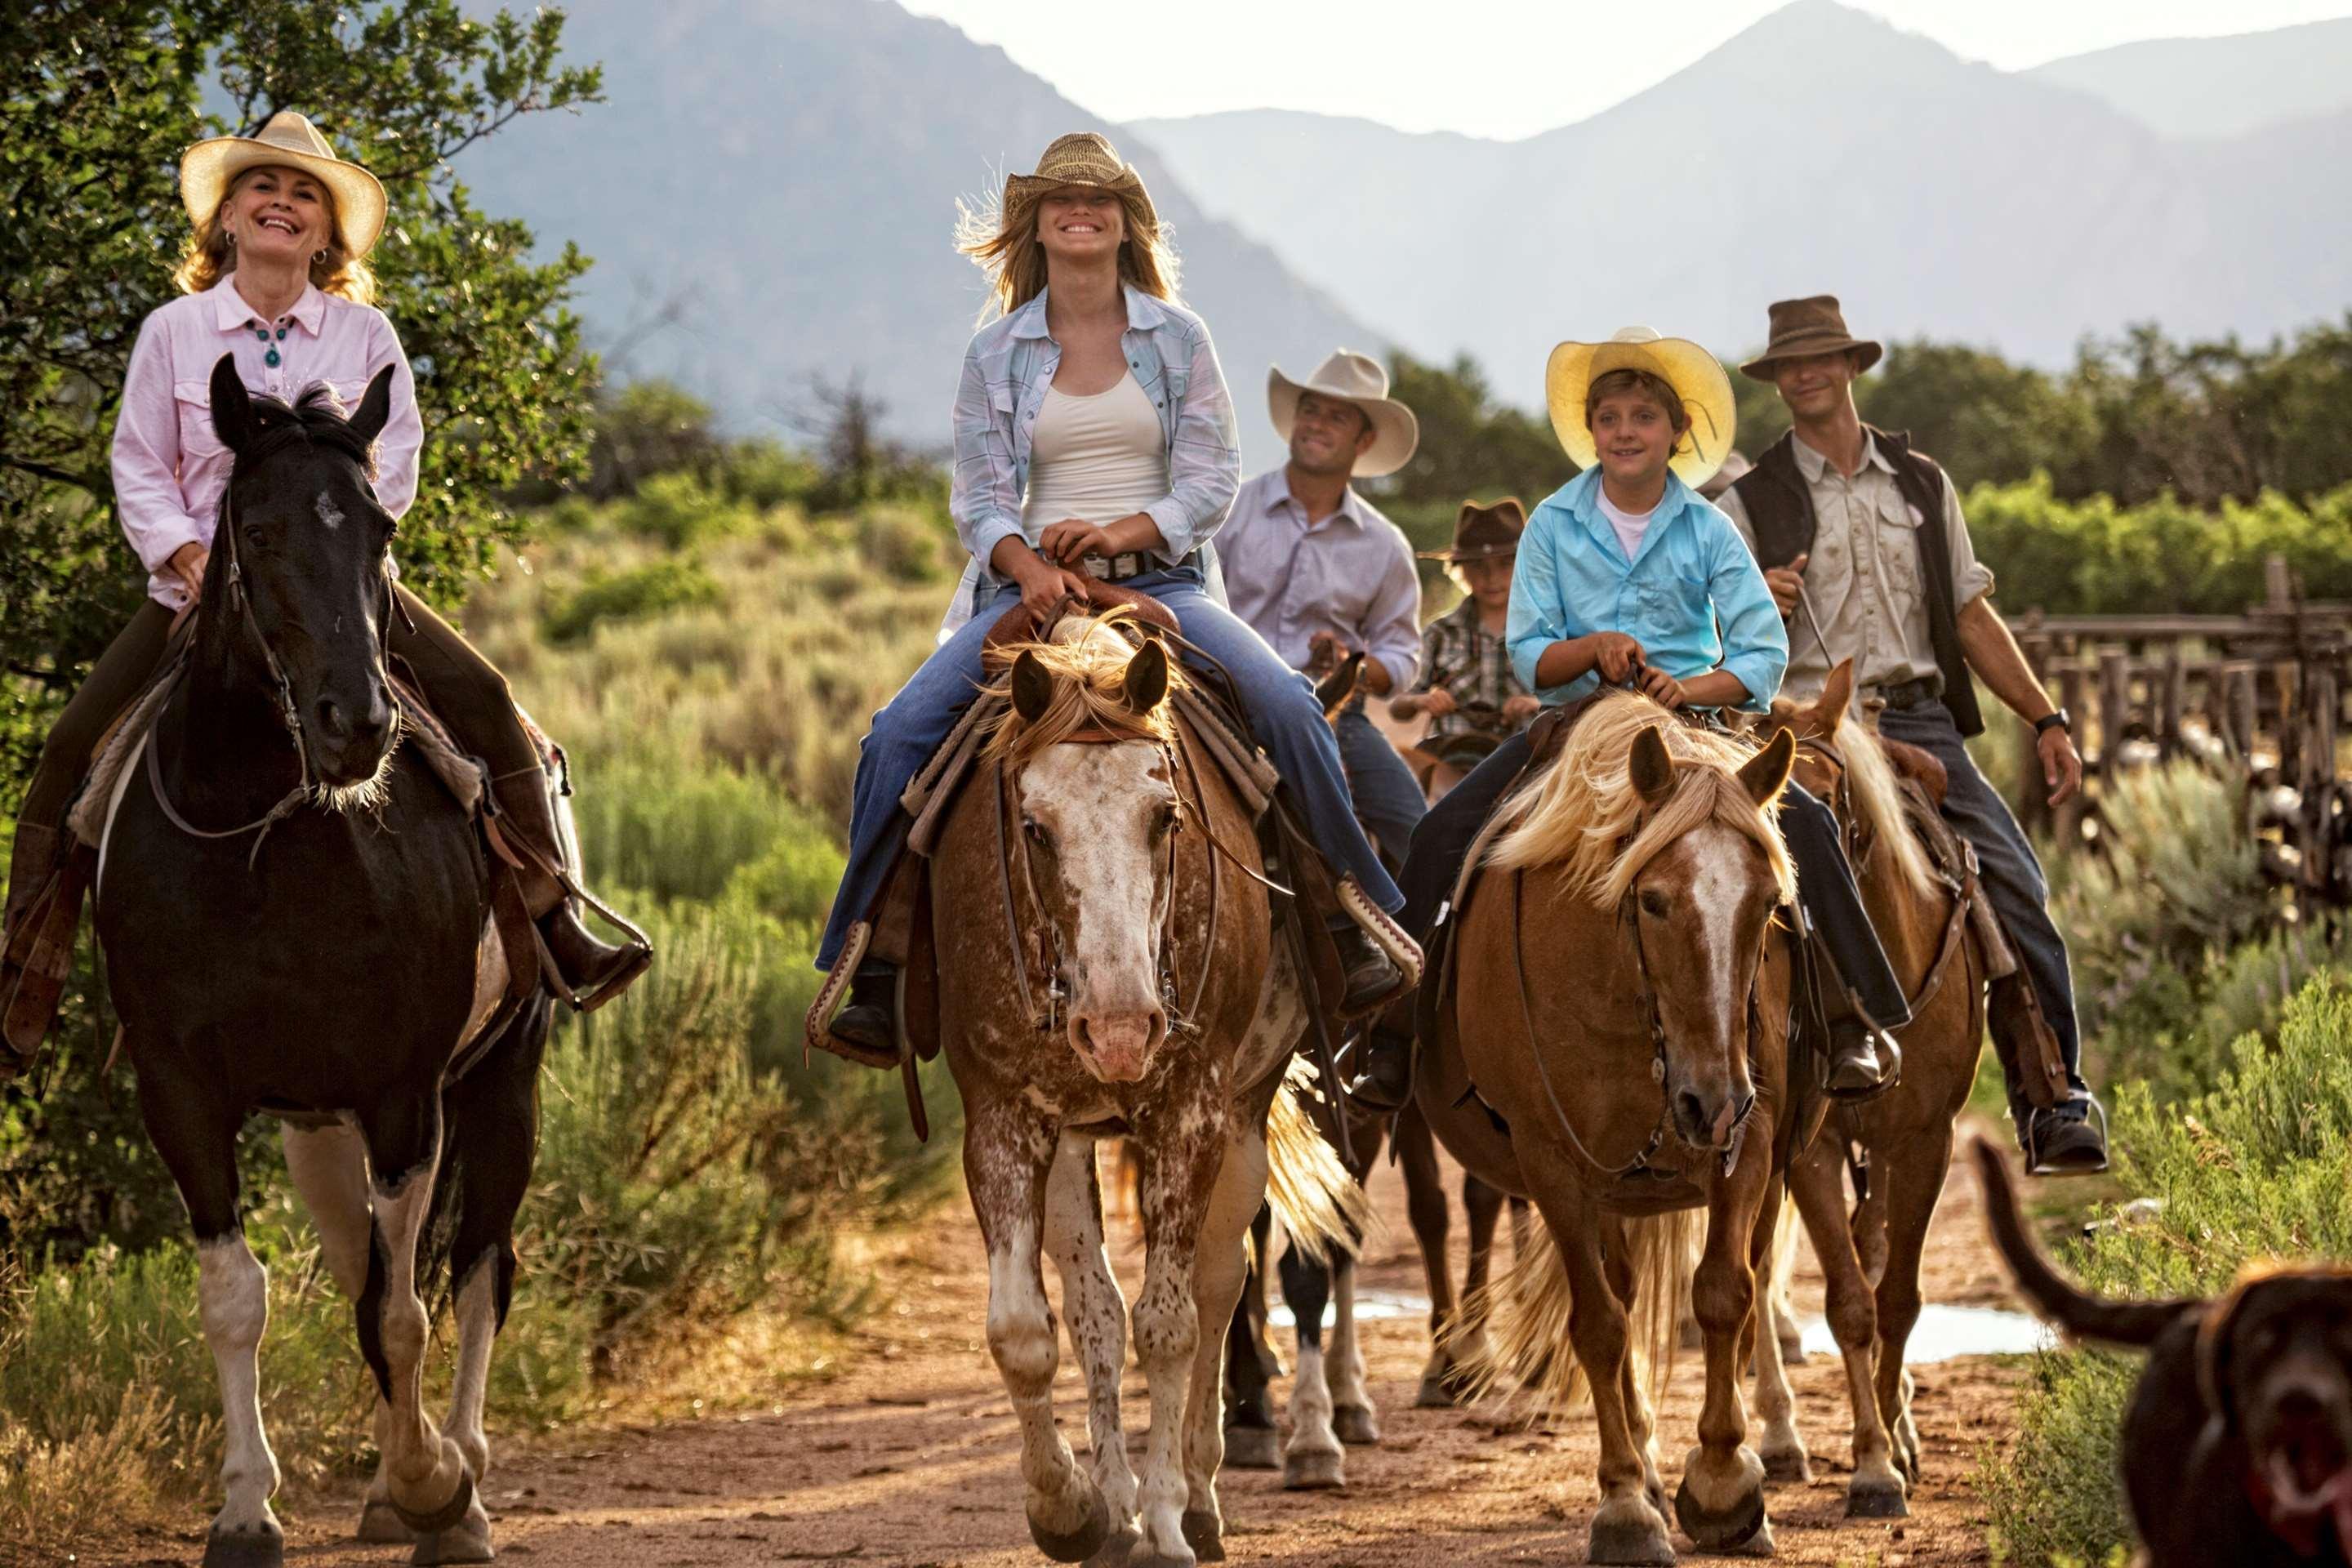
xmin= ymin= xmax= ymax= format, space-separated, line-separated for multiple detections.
xmin=1739 ymin=295 xmax=1882 ymax=380
xmin=1419 ymin=498 xmax=1526 ymax=563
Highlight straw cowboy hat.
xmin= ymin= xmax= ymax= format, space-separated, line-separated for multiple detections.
xmin=1001 ymin=131 xmax=1160 ymax=238
xmin=180 ymin=110 xmax=388 ymax=258
xmin=1739 ymin=295 xmax=1883 ymax=379
xmin=1545 ymin=325 xmax=1737 ymax=489
xmin=1419 ymin=497 xmax=1526 ymax=563
xmin=1268 ymin=349 xmax=1419 ymax=478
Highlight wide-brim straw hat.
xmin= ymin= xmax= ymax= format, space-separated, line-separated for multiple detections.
xmin=1001 ymin=131 xmax=1159 ymax=241
xmin=180 ymin=110 xmax=387 ymax=258
xmin=1268 ymin=349 xmax=1419 ymax=478
xmin=1419 ymin=497 xmax=1526 ymax=562
xmin=1545 ymin=326 xmax=1737 ymax=489
xmin=1738 ymin=294 xmax=1883 ymax=380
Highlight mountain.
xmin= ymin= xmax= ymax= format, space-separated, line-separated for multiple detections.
xmin=2026 ymin=17 xmax=2352 ymax=141
xmin=1133 ymin=0 xmax=2352 ymax=408
xmin=457 ymin=0 xmax=1379 ymax=465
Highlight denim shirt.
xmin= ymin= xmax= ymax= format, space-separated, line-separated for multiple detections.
xmin=1507 ymin=467 xmax=1788 ymax=712
xmin=940 ymin=283 xmax=1241 ymax=637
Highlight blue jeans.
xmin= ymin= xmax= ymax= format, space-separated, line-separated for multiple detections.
xmin=816 ymin=568 xmax=1405 ymax=970
xmin=1875 ymin=699 xmax=2086 ymax=1099
xmin=1333 ymin=705 xmax=1428 ymax=872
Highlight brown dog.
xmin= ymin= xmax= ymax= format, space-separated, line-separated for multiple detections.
xmin=1972 ymin=1136 xmax=2352 ymax=1566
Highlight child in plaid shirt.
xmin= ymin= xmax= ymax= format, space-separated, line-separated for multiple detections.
xmin=1389 ymin=498 xmax=1539 ymax=795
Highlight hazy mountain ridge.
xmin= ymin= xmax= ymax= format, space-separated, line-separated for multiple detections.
xmin=2026 ymin=17 xmax=2352 ymax=142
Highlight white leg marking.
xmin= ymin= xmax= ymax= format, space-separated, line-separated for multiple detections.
xmin=372 ymin=1166 xmax=468 ymax=1517
xmin=1330 ymin=1254 xmax=1378 ymax=1440
xmin=283 ymin=1120 xmax=373 ymax=1299
xmin=1045 ymin=1134 xmax=1138 ymax=1531
xmin=448 ymin=1258 xmax=499 ymax=1487
xmin=1184 ymin=1123 xmax=1268 ymax=1527
xmin=987 ymin=1215 xmax=1094 ymax=1535
xmin=1131 ymin=1209 xmax=1202 ymax=1558
xmin=1286 ymin=1336 xmax=1341 ymax=1466
xmin=197 ymin=1235 xmax=282 ymax=1538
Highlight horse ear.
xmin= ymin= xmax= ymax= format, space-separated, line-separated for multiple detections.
xmin=1122 ymin=637 xmax=1169 ymax=714
xmin=207 ymin=354 xmax=256 ymax=455
xmin=348 ymin=363 xmax=396 ymax=444
xmin=1630 ymin=724 xmax=1677 ymax=804
xmin=1739 ymin=727 xmax=1797 ymax=807
xmin=1012 ymin=649 xmax=1054 ymax=723
xmin=1815 ymin=660 xmax=1855 ymax=737
xmin=1314 ymin=650 xmax=1363 ymax=719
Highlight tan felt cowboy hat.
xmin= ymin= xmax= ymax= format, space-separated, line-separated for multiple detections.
xmin=180 ymin=110 xmax=388 ymax=259
xmin=1419 ymin=497 xmax=1526 ymax=563
xmin=1268 ymin=349 xmax=1419 ymax=478
xmin=1739 ymin=295 xmax=1882 ymax=379
xmin=1546 ymin=326 xmax=1737 ymax=489
xmin=1001 ymin=131 xmax=1160 ymax=238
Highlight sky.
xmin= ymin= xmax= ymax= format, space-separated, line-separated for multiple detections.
xmin=899 ymin=0 xmax=2352 ymax=140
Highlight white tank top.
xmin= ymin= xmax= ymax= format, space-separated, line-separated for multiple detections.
xmin=1021 ymin=373 xmax=1169 ymax=537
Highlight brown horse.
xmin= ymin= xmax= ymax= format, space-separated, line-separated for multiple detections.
xmin=929 ymin=612 xmax=1358 ymax=1568
xmin=1417 ymin=693 xmax=1801 ymax=1564
xmin=1747 ymin=663 xmax=1990 ymax=1518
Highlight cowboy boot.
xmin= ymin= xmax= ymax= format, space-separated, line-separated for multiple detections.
xmin=1332 ymin=924 xmax=1401 ymax=1013
xmin=2016 ymin=1092 xmax=2109 ymax=1177
xmin=827 ymin=962 xmax=900 ymax=1064
xmin=1824 ymin=1018 xmax=1900 ymax=1098
xmin=1345 ymin=1022 xmax=1415 ymax=1114
xmin=493 ymin=779 xmax=651 ymax=1009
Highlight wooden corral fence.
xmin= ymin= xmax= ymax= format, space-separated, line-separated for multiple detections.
xmin=2008 ymin=556 xmax=2350 ymax=903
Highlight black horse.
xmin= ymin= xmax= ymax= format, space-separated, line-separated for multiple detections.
xmin=93 ymin=355 xmax=551 ymax=1568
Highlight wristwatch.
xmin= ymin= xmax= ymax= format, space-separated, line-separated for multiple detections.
xmin=2034 ymin=708 xmax=2072 ymax=737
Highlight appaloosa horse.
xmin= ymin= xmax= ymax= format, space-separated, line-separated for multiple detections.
xmin=1418 ymin=693 xmax=1802 ymax=1564
xmin=95 ymin=359 xmax=552 ymax=1567
xmin=1748 ymin=663 xmax=1990 ymax=1518
xmin=930 ymin=612 xmax=1361 ymax=1568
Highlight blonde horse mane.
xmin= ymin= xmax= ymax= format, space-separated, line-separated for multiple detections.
xmin=1486 ymin=692 xmax=1795 ymax=907
xmin=979 ymin=611 xmax=1187 ymax=768
xmin=1769 ymin=698 xmax=1938 ymax=906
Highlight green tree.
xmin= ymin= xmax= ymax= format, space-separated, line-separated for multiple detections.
xmin=1383 ymin=350 xmax=1571 ymax=513
xmin=1857 ymin=341 xmax=2097 ymax=485
xmin=0 ymin=0 xmax=602 ymax=799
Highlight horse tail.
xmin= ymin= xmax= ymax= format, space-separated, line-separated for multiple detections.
xmin=1770 ymin=1187 xmax=1801 ymax=1325
xmin=419 ymin=995 xmax=555 ymax=1319
xmin=1450 ymin=1206 xmax=1702 ymax=1416
xmin=1263 ymin=1056 xmax=1371 ymax=1266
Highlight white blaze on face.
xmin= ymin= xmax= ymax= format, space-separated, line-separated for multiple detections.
xmin=1019 ymin=741 xmax=1177 ymax=1083
xmin=316 ymin=488 xmax=345 ymax=531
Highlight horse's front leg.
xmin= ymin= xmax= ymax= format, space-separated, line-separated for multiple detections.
xmin=968 ymin=1103 xmax=1107 ymax=1562
xmin=1181 ymin=1109 xmax=1272 ymax=1565
xmin=1133 ymin=1077 xmax=1229 ymax=1566
xmin=1748 ymin=1178 xmax=1812 ymax=1486
xmin=357 ymin=1098 xmax=473 ymax=1536
xmin=1045 ymin=1132 xmax=1140 ymax=1555
xmin=1674 ymin=1139 xmax=1775 ymax=1557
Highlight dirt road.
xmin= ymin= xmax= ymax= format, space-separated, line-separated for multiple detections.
xmin=88 ymin=1125 xmax=2035 ymax=1567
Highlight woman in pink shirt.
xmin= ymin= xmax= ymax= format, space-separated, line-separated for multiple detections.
xmin=2 ymin=114 xmax=644 ymax=1040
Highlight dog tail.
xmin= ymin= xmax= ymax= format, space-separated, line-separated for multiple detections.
xmin=1970 ymin=1135 xmax=2189 ymax=1348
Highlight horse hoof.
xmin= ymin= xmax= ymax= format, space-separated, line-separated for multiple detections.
xmin=1082 ymin=1523 xmax=1139 ymax=1568
xmin=1846 ymin=1478 xmax=1909 ymax=1519
xmin=1182 ymin=1508 xmax=1225 ymax=1562
xmin=203 ymin=1520 xmax=286 ymax=1568
xmin=1414 ymin=1374 xmax=1462 ymax=1409
xmin=1223 ymin=1425 xmax=1281 ymax=1470
xmin=359 ymin=1497 xmax=415 ymax=1543
xmin=1283 ymin=1446 xmax=1346 ymax=1490
xmin=1761 ymin=1446 xmax=1812 ymax=1485
xmin=1586 ymin=1503 xmax=1675 ymax=1566
xmin=1028 ymin=1488 xmax=1112 ymax=1564
xmin=1334 ymin=1405 xmax=1381 ymax=1446
xmin=1777 ymin=1334 xmax=1806 ymax=1366
xmin=412 ymin=1497 xmax=496 ymax=1565
xmin=1724 ymin=1518 xmax=1777 ymax=1557
xmin=1673 ymin=1474 xmax=1768 ymax=1552
xmin=392 ymin=1469 xmax=477 ymax=1537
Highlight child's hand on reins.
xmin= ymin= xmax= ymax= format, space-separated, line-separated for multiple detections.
xmin=1588 ymin=631 xmax=1645 ymax=684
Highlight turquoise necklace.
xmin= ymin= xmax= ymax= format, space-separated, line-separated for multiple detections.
xmin=250 ymin=321 xmax=288 ymax=368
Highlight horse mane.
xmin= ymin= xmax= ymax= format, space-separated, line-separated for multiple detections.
xmin=1486 ymin=692 xmax=1795 ymax=909
xmin=238 ymin=381 xmax=380 ymax=477
xmin=979 ymin=611 xmax=1187 ymax=768
xmin=1774 ymin=700 xmax=1939 ymax=905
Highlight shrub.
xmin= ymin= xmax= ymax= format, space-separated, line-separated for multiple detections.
xmin=541 ymin=558 xmax=722 ymax=647
xmin=618 ymin=471 xmax=758 ymax=550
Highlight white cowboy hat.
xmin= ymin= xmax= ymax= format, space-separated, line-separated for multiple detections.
xmin=1545 ymin=326 xmax=1737 ymax=489
xmin=179 ymin=110 xmax=387 ymax=259
xmin=1268 ymin=350 xmax=1419 ymax=478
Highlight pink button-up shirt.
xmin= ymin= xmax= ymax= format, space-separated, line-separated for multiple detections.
xmin=112 ymin=276 xmax=423 ymax=608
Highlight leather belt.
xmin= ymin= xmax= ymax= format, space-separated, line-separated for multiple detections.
xmin=1084 ymin=548 xmax=1196 ymax=583
xmin=1870 ymin=673 xmax=1944 ymax=710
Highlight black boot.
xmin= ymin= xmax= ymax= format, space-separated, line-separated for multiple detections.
xmin=1825 ymin=1018 xmax=1900 ymax=1098
xmin=828 ymin=962 xmax=900 ymax=1063
xmin=538 ymin=903 xmax=653 ymax=1011
xmin=1346 ymin=1026 xmax=1415 ymax=1113
xmin=1331 ymin=924 xmax=1401 ymax=1013
xmin=2018 ymin=1094 xmax=2108 ymax=1176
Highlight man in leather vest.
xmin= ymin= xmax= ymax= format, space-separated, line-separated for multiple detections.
xmin=1719 ymin=296 xmax=2107 ymax=1176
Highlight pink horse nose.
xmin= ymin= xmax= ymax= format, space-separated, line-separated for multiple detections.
xmin=1074 ymin=1013 xmax=1164 ymax=1083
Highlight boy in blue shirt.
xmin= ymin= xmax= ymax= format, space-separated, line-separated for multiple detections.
xmin=1350 ymin=327 xmax=1908 ymax=1111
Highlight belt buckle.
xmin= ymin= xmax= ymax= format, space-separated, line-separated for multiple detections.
xmin=1082 ymin=555 xmax=1114 ymax=581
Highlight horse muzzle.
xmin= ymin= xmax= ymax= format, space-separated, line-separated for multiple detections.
xmin=1071 ymin=1008 xmax=1167 ymax=1084
xmin=305 ymin=684 xmax=397 ymax=788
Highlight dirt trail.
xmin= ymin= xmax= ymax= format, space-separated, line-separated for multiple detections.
xmin=89 ymin=1122 xmax=2034 ymax=1568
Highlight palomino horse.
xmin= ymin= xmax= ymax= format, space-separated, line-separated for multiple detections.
xmin=94 ymin=359 xmax=552 ymax=1566
xmin=1418 ymin=693 xmax=1802 ymax=1564
xmin=1748 ymin=664 xmax=1989 ymax=1517
xmin=930 ymin=612 xmax=1359 ymax=1568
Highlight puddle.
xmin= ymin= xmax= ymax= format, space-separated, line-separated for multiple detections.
xmin=1798 ymin=1303 xmax=2050 ymax=1363
xmin=1269 ymin=1287 xmax=1429 ymax=1329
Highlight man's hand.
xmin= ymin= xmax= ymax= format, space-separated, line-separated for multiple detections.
xmin=1038 ymin=519 xmax=1115 ymax=565
xmin=1587 ymin=631 xmax=1646 ymax=684
xmin=1639 ymin=666 xmax=1688 ymax=710
xmin=1763 ymin=552 xmax=1810 ymax=617
xmin=1502 ymin=693 xmax=1543 ymax=724
xmin=1417 ymin=688 xmax=1459 ymax=717
xmin=2039 ymin=724 xmax=2083 ymax=807
xmin=1305 ymin=628 xmax=1356 ymax=678
xmin=167 ymin=541 xmax=210 ymax=600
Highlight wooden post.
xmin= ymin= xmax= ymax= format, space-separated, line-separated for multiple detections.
xmin=2058 ymin=661 xmax=2092 ymax=841
xmin=2223 ymin=662 xmax=2260 ymax=759
xmin=2301 ymin=669 xmax=2338 ymax=902
xmin=2161 ymin=647 xmax=2187 ymax=757
xmin=2099 ymin=649 xmax=2132 ymax=771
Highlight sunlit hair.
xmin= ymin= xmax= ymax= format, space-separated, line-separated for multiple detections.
xmin=955 ymin=182 xmax=1180 ymax=323
xmin=174 ymin=167 xmax=377 ymax=305
xmin=979 ymin=611 xmax=1187 ymax=767
xmin=1766 ymin=697 xmax=1937 ymax=904
xmin=1586 ymin=367 xmax=1694 ymax=458
xmin=1486 ymin=691 xmax=1795 ymax=908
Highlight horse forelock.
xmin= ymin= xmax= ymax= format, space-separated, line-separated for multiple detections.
xmin=237 ymin=381 xmax=379 ymax=480
xmin=1486 ymin=693 xmax=1795 ymax=908
xmin=980 ymin=611 xmax=1185 ymax=768
xmin=1766 ymin=697 xmax=1936 ymax=905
